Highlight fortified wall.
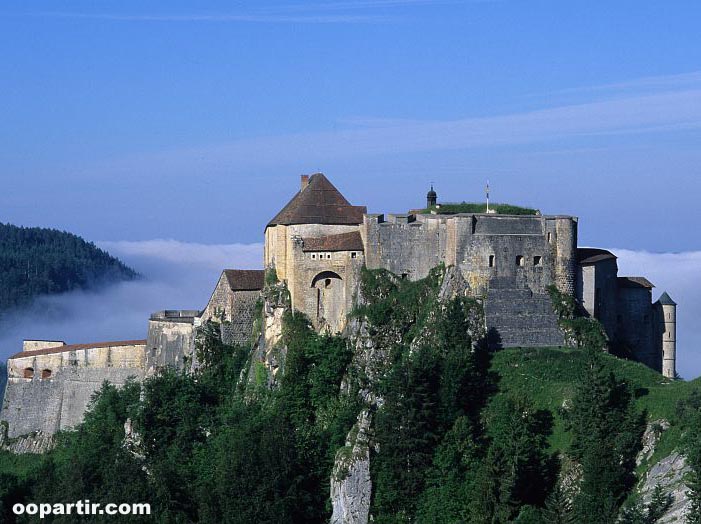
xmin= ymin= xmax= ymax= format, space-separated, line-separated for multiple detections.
xmin=1 ymin=171 xmax=678 ymax=444
xmin=1 ymin=340 xmax=145 ymax=438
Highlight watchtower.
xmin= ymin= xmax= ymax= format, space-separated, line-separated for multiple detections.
xmin=657 ymin=292 xmax=677 ymax=378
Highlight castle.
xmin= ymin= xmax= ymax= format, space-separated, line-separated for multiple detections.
xmin=1 ymin=173 xmax=677 ymax=441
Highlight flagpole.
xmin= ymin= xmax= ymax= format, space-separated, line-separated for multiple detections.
xmin=486 ymin=180 xmax=490 ymax=213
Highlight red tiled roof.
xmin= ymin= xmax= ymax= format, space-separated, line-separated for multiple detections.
xmin=223 ymin=269 xmax=265 ymax=291
xmin=267 ymin=173 xmax=366 ymax=227
xmin=302 ymin=231 xmax=364 ymax=252
xmin=10 ymin=340 xmax=147 ymax=360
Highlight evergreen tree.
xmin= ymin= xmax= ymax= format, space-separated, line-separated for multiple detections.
xmin=567 ymin=347 xmax=645 ymax=523
xmin=542 ymin=485 xmax=575 ymax=524
xmin=0 ymin=223 xmax=137 ymax=315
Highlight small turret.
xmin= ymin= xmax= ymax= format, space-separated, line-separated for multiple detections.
xmin=427 ymin=185 xmax=437 ymax=208
xmin=656 ymin=291 xmax=677 ymax=378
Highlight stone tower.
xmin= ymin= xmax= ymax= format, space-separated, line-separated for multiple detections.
xmin=657 ymin=291 xmax=677 ymax=378
xmin=426 ymin=185 xmax=437 ymax=208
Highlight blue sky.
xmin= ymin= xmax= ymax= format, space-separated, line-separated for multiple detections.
xmin=1 ymin=1 xmax=701 ymax=374
xmin=1 ymin=0 xmax=700 ymax=251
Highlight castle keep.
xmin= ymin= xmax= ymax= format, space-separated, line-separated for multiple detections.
xmin=263 ymin=173 xmax=675 ymax=366
xmin=1 ymin=173 xmax=677 ymax=441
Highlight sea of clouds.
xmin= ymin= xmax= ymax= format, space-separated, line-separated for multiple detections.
xmin=0 ymin=242 xmax=698 ymax=378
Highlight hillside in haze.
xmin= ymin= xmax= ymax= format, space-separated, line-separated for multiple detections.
xmin=0 ymin=223 xmax=138 ymax=317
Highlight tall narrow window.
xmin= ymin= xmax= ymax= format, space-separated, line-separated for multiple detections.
xmin=489 ymin=255 xmax=495 ymax=268
xmin=547 ymin=232 xmax=552 ymax=243
xmin=516 ymin=256 xmax=525 ymax=267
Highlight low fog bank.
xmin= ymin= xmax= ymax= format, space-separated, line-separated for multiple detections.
xmin=614 ymin=249 xmax=701 ymax=379
xmin=0 ymin=240 xmax=263 ymax=361
xmin=0 ymin=242 xmax=698 ymax=378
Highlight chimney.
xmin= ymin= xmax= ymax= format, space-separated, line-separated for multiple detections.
xmin=301 ymin=175 xmax=310 ymax=190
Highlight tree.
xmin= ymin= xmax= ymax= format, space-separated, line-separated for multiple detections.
xmin=567 ymin=348 xmax=645 ymax=523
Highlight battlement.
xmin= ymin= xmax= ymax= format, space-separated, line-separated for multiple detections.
xmin=150 ymin=310 xmax=201 ymax=323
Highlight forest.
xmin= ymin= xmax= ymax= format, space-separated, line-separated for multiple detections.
xmin=0 ymin=223 xmax=137 ymax=316
xmin=0 ymin=268 xmax=700 ymax=523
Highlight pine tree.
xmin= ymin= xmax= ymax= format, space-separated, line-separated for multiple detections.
xmin=567 ymin=347 xmax=645 ymax=524
xmin=541 ymin=485 xmax=575 ymax=524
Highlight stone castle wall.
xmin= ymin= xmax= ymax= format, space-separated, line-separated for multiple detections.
xmin=145 ymin=314 xmax=198 ymax=374
xmin=288 ymin=239 xmax=364 ymax=334
xmin=2 ymin=342 xmax=145 ymax=438
xmin=363 ymin=213 xmax=578 ymax=298
xmin=221 ymin=290 xmax=261 ymax=346
xmin=618 ymin=287 xmax=659 ymax=371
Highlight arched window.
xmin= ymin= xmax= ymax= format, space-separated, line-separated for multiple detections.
xmin=311 ymin=271 xmax=343 ymax=288
xmin=41 ymin=369 xmax=52 ymax=379
xmin=23 ymin=367 xmax=34 ymax=379
xmin=516 ymin=256 xmax=525 ymax=267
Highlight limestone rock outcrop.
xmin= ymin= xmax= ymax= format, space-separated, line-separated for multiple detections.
xmin=331 ymin=409 xmax=372 ymax=524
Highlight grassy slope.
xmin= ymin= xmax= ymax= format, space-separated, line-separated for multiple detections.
xmin=490 ymin=347 xmax=701 ymax=469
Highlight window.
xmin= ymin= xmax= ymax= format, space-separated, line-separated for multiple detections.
xmin=327 ymin=254 xmax=331 ymax=259
xmin=325 ymin=278 xmax=332 ymax=288
xmin=24 ymin=367 xmax=34 ymax=379
xmin=351 ymin=252 xmax=357 ymax=259
xmin=533 ymin=256 xmax=542 ymax=266
xmin=312 ymin=254 xmax=316 ymax=259
xmin=489 ymin=255 xmax=495 ymax=268
xmin=516 ymin=256 xmax=525 ymax=267
xmin=41 ymin=369 xmax=52 ymax=380
xmin=401 ymin=273 xmax=409 ymax=280
xmin=547 ymin=232 xmax=552 ymax=243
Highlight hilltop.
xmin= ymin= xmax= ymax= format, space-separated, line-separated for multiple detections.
xmin=0 ymin=266 xmax=697 ymax=523
xmin=0 ymin=223 xmax=137 ymax=316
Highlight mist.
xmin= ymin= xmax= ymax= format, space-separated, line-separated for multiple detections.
xmin=0 ymin=242 xmax=698 ymax=378
xmin=0 ymin=240 xmax=263 ymax=361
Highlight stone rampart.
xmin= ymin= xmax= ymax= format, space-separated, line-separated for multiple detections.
xmin=1 ymin=341 xmax=146 ymax=438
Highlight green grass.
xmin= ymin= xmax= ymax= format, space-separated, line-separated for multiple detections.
xmin=416 ymin=202 xmax=540 ymax=215
xmin=489 ymin=347 xmax=701 ymax=454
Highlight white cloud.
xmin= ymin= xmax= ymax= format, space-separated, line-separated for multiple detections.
xmin=613 ymin=249 xmax=701 ymax=380
xmin=0 ymin=241 xmax=263 ymax=362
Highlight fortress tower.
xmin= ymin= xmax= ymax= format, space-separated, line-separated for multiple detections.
xmin=657 ymin=292 xmax=677 ymax=379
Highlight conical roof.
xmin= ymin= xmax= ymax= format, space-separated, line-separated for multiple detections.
xmin=657 ymin=292 xmax=677 ymax=306
xmin=267 ymin=173 xmax=366 ymax=227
